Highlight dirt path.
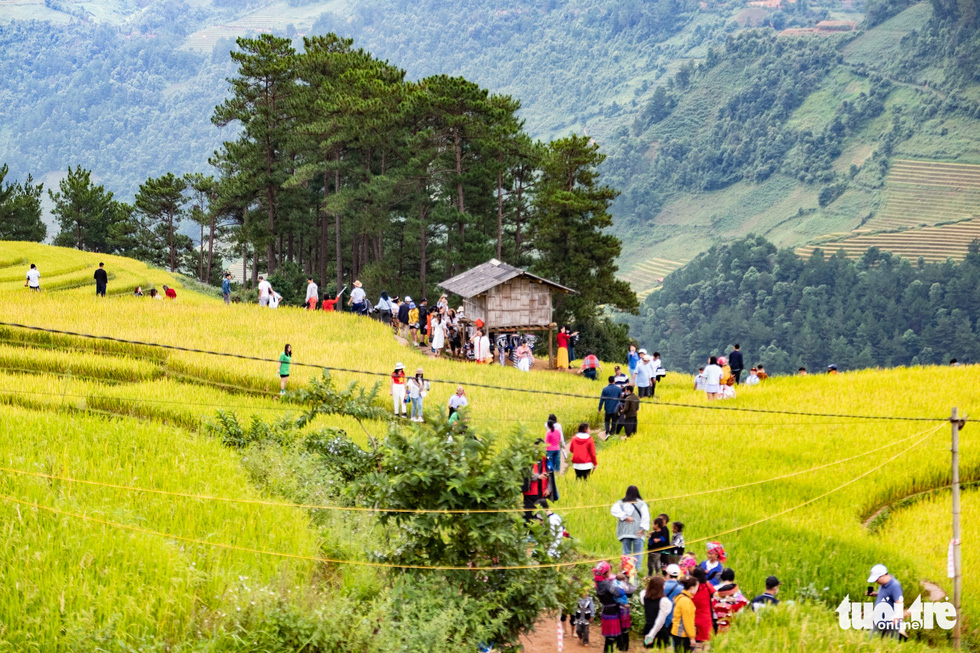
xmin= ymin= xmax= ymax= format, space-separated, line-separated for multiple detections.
xmin=520 ymin=616 xmax=600 ymax=652
xmin=921 ymin=580 xmax=947 ymax=601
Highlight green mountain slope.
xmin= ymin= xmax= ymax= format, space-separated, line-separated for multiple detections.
xmin=3 ymin=0 xmax=980 ymax=288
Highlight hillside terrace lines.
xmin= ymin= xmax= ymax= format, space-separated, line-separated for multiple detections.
xmin=795 ymin=217 xmax=980 ymax=262
xmin=864 ymin=159 xmax=980 ymax=232
xmin=620 ymin=256 xmax=687 ymax=300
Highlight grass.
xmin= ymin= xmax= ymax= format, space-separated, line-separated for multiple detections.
xmin=0 ymin=241 xmax=976 ymax=650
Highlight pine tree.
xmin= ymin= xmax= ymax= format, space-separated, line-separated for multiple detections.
xmin=50 ymin=167 xmax=123 ymax=252
xmin=134 ymin=173 xmax=188 ymax=273
xmin=0 ymin=165 xmax=45 ymax=242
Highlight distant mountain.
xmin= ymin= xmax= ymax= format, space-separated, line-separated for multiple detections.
xmin=3 ymin=0 xmax=979 ymax=281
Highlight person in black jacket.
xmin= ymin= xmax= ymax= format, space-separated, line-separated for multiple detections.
xmin=94 ymin=262 xmax=108 ymax=297
xmin=397 ymin=298 xmax=411 ymax=340
xmin=728 ymin=344 xmax=744 ymax=384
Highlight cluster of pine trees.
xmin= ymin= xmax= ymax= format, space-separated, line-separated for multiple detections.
xmin=1 ymin=33 xmax=638 ymax=355
xmin=624 ymin=235 xmax=980 ymax=374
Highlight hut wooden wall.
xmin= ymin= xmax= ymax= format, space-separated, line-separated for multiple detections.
xmin=485 ymin=278 xmax=552 ymax=328
xmin=463 ymin=295 xmax=487 ymax=323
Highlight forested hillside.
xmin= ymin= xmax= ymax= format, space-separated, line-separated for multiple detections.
xmin=625 ymin=235 xmax=980 ymax=373
xmin=3 ymin=0 xmax=980 ymax=287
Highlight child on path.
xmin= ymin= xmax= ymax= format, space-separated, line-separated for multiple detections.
xmin=278 ymin=344 xmax=292 ymax=395
xmin=571 ymin=591 xmax=595 ymax=646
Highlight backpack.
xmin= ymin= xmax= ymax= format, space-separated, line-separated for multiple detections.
xmin=663 ymin=580 xmax=683 ymax=628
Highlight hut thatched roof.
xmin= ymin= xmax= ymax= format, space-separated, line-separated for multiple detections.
xmin=438 ymin=259 xmax=575 ymax=298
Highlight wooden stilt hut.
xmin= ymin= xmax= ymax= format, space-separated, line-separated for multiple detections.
xmin=438 ymin=259 xmax=576 ymax=368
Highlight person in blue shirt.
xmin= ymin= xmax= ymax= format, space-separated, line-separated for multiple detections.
xmin=598 ymin=376 xmax=623 ymax=435
xmin=868 ymin=564 xmax=905 ymax=638
xmin=751 ymin=576 xmax=780 ymax=611
xmin=222 ymin=272 xmax=232 ymax=305
xmin=627 ymin=345 xmax=640 ymax=380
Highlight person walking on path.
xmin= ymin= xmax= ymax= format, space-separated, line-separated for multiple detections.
xmin=671 ymin=576 xmax=699 ymax=652
xmin=641 ymin=576 xmax=673 ymax=649
xmin=390 ymin=363 xmax=407 ymax=418
xmin=568 ymin=422 xmax=597 ymax=480
xmin=222 ymin=272 xmax=232 ymax=304
xmin=595 ymin=561 xmax=632 ymax=653
xmin=611 ymin=485 xmax=650 ymax=573
xmin=429 ymin=312 xmax=446 ymax=355
xmin=580 ymin=350 xmax=601 ymax=380
xmin=618 ymin=385 xmax=640 ymax=439
xmin=94 ymin=262 xmax=108 ymax=297
xmin=703 ymin=356 xmax=723 ymax=401
xmin=25 ymin=264 xmax=40 ymax=292
xmin=348 ymin=280 xmax=367 ymax=314
xmin=417 ymin=298 xmax=429 ymax=347
xmin=555 ymin=326 xmax=576 ymax=370
xmin=515 ymin=339 xmax=534 ymax=371
xmin=305 ymin=277 xmax=319 ymax=310
xmin=397 ymin=296 xmax=411 ymax=339
xmin=728 ymin=344 xmax=744 ymax=384
xmin=599 ymin=376 xmax=623 ymax=436
xmin=374 ymin=291 xmax=393 ymax=322
xmin=408 ymin=300 xmax=420 ymax=345
xmin=257 ymin=276 xmax=272 ymax=307
xmin=406 ymin=368 xmax=430 ymax=422
xmin=277 ymin=344 xmax=292 ymax=396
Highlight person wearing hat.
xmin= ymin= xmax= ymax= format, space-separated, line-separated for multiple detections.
xmin=634 ymin=354 xmax=656 ymax=398
xmin=390 ymin=362 xmax=408 ymax=418
xmin=348 ymin=280 xmax=366 ymax=314
xmin=750 ymin=576 xmax=780 ymax=611
xmin=660 ymin=563 xmax=685 ymax=638
xmin=406 ymin=367 xmax=430 ymax=422
xmin=743 ymin=367 xmax=761 ymax=385
xmin=827 ymin=364 xmax=839 ymax=375
xmin=867 ymin=564 xmax=905 ymax=637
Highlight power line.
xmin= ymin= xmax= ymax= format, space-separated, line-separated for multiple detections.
xmin=0 ymin=423 xmax=944 ymax=515
xmin=0 ymin=427 xmax=934 ymax=570
xmin=0 ymin=321 xmax=949 ymax=422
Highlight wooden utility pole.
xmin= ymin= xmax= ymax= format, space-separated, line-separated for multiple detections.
xmin=951 ymin=407 xmax=962 ymax=650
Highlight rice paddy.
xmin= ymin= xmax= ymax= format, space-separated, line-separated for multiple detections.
xmin=0 ymin=241 xmax=975 ymax=650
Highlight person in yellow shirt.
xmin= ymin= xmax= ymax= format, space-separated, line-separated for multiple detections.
xmin=671 ymin=576 xmax=699 ymax=651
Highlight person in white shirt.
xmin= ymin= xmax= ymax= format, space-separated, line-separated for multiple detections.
xmin=448 ymin=386 xmax=468 ymax=416
xmin=537 ymin=499 xmax=565 ymax=558
xmin=24 ymin=264 xmax=40 ymax=291
xmin=305 ymin=277 xmax=318 ymax=310
xmin=743 ymin=368 xmax=761 ymax=386
xmin=349 ymin=280 xmax=367 ymax=314
xmin=703 ymin=356 xmax=724 ymax=400
xmin=694 ymin=367 xmax=707 ymax=391
xmin=257 ymin=276 xmax=273 ymax=307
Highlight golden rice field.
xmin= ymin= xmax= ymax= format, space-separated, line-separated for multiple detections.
xmin=619 ymin=256 xmax=688 ymax=300
xmin=0 ymin=241 xmax=975 ymax=650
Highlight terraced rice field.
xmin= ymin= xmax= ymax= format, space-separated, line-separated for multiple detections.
xmin=869 ymin=159 xmax=980 ymax=231
xmin=795 ymin=217 xmax=980 ymax=262
xmin=180 ymin=0 xmax=347 ymax=52
xmin=620 ymin=256 xmax=687 ymax=300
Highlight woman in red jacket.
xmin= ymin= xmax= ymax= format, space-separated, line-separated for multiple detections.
xmin=567 ymin=422 xmax=597 ymax=480
xmin=689 ymin=567 xmax=716 ymax=649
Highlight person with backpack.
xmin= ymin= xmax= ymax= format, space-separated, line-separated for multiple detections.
xmin=611 ymin=485 xmax=650 ymax=574
xmin=522 ymin=444 xmax=552 ymax=521
xmin=641 ymin=576 xmax=673 ymax=649
xmin=670 ymin=576 xmax=699 ymax=652
xmin=660 ymin=564 xmax=685 ymax=638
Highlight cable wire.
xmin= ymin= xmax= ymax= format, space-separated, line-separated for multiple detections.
xmin=0 ymin=427 xmax=935 ymax=570
xmin=0 ymin=321 xmax=950 ymax=422
xmin=0 ymin=423 xmax=945 ymax=515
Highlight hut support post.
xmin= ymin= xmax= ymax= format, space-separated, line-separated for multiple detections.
xmin=548 ymin=324 xmax=555 ymax=369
